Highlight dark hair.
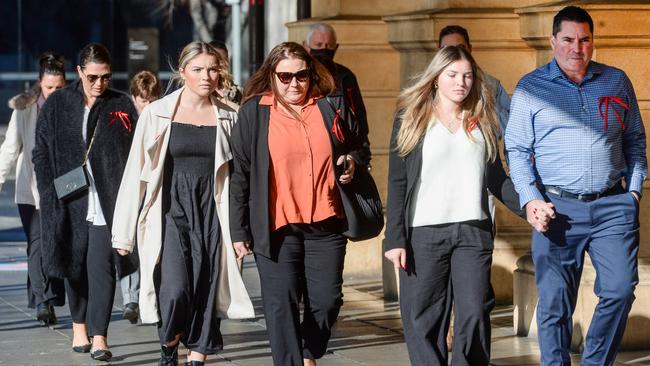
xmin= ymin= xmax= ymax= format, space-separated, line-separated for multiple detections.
xmin=242 ymin=42 xmax=335 ymax=115
xmin=78 ymin=43 xmax=111 ymax=68
xmin=438 ymin=25 xmax=471 ymax=48
xmin=39 ymin=52 xmax=66 ymax=80
xmin=553 ymin=6 xmax=594 ymax=36
xmin=130 ymin=70 xmax=161 ymax=99
xmin=209 ymin=40 xmax=228 ymax=52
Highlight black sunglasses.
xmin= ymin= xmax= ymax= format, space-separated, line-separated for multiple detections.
xmin=81 ymin=69 xmax=112 ymax=84
xmin=275 ymin=69 xmax=310 ymax=84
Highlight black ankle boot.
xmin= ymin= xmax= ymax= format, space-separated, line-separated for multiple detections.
xmin=184 ymin=361 xmax=204 ymax=366
xmin=159 ymin=344 xmax=178 ymax=366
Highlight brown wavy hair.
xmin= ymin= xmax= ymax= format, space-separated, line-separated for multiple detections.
xmin=242 ymin=42 xmax=334 ymax=120
xmin=130 ymin=70 xmax=161 ymax=99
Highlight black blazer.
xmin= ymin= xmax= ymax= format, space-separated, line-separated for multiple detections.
xmin=384 ymin=114 xmax=524 ymax=252
xmin=229 ymin=94 xmax=370 ymax=258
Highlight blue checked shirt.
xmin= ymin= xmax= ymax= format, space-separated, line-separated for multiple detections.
xmin=505 ymin=59 xmax=647 ymax=208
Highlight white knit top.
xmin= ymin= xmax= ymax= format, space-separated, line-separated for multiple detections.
xmin=411 ymin=121 xmax=488 ymax=227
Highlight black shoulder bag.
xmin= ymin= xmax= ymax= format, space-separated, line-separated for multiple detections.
xmin=53 ymin=124 xmax=98 ymax=200
xmin=325 ymin=96 xmax=384 ymax=241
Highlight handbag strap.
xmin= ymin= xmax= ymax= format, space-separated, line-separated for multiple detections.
xmin=83 ymin=120 xmax=99 ymax=165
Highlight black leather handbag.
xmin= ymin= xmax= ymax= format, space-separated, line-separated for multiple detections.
xmin=53 ymin=124 xmax=97 ymax=200
xmin=337 ymin=166 xmax=384 ymax=241
xmin=324 ymin=96 xmax=384 ymax=241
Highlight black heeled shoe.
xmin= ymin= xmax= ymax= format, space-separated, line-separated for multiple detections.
xmin=159 ymin=344 xmax=179 ymax=366
xmin=36 ymin=302 xmax=57 ymax=326
xmin=90 ymin=349 xmax=112 ymax=361
xmin=122 ymin=302 xmax=139 ymax=324
xmin=184 ymin=361 xmax=204 ymax=366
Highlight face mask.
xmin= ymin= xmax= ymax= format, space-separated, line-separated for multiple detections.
xmin=310 ymin=48 xmax=336 ymax=62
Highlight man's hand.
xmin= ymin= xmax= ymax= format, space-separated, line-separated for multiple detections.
xmin=233 ymin=241 xmax=252 ymax=260
xmin=384 ymin=248 xmax=407 ymax=270
xmin=631 ymin=191 xmax=641 ymax=202
xmin=525 ymin=199 xmax=556 ymax=232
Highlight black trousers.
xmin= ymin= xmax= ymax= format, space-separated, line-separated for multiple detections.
xmin=255 ymin=219 xmax=347 ymax=366
xmin=64 ymin=224 xmax=117 ymax=337
xmin=400 ymin=221 xmax=495 ymax=366
xmin=17 ymin=204 xmax=64 ymax=308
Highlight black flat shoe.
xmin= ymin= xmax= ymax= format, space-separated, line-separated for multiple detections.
xmin=36 ymin=302 xmax=57 ymax=326
xmin=90 ymin=349 xmax=112 ymax=361
xmin=184 ymin=362 xmax=204 ymax=366
xmin=159 ymin=344 xmax=178 ymax=366
xmin=72 ymin=343 xmax=92 ymax=353
xmin=122 ymin=302 xmax=139 ymax=324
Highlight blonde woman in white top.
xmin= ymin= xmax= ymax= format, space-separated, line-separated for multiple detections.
xmin=0 ymin=52 xmax=65 ymax=325
xmin=384 ymin=46 xmax=527 ymax=366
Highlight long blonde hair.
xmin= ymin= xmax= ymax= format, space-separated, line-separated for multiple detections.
xmin=395 ymin=46 xmax=499 ymax=161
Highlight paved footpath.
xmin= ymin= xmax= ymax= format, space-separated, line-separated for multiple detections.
xmin=0 ymin=180 xmax=648 ymax=365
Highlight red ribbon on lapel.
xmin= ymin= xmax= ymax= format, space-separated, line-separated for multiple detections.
xmin=332 ymin=108 xmax=345 ymax=143
xmin=108 ymin=111 xmax=132 ymax=132
xmin=468 ymin=117 xmax=479 ymax=132
xmin=598 ymin=96 xmax=628 ymax=131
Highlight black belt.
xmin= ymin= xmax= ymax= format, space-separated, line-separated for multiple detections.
xmin=543 ymin=182 xmax=622 ymax=202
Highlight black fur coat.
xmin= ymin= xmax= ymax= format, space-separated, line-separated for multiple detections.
xmin=33 ymin=80 xmax=138 ymax=280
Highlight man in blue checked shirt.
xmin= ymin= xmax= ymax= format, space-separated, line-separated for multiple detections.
xmin=505 ymin=6 xmax=647 ymax=366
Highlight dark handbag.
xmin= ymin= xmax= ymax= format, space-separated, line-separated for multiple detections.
xmin=53 ymin=122 xmax=98 ymax=200
xmin=53 ymin=165 xmax=89 ymax=200
xmin=324 ymin=96 xmax=384 ymax=241
xmin=337 ymin=166 xmax=384 ymax=241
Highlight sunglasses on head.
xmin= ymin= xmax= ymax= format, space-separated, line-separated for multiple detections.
xmin=81 ymin=69 xmax=112 ymax=84
xmin=275 ymin=69 xmax=310 ymax=84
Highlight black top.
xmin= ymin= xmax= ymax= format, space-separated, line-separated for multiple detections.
xmin=169 ymin=122 xmax=216 ymax=176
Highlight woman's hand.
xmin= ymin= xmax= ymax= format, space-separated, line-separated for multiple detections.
xmin=233 ymin=241 xmax=252 ymax=260
xmin=337 ymin=155 xmax=355 ymax=184
xmin=384 ymin=248 xmax=407 ymax=270
xmin=116 ymin=249 xmax=130 ymax=256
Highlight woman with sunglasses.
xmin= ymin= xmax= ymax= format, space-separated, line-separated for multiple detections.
xmin=112 ymin=41 xmax=254 ymax=366
xmin=33 ymin=43 xmax=138 ymax=362
xmin=230 ymin=42 xmax=370 ymax=366
xmin=0 ymin=52 xmax=66 ymax=326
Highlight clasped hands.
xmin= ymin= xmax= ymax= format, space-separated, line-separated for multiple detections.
xmin=525 ymin=199 xmax=556 ymax=233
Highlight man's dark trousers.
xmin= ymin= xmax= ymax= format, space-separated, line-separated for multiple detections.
xmin=532 ymin=190 xmax=639 ymax=366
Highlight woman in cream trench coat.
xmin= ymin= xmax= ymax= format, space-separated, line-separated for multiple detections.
xmin=111 ymin=86 xmax=254 ymax=325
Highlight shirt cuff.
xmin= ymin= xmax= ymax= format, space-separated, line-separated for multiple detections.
xmin=628 ymin=175 xmax=646 ymax=196
xmin=518 ymin=185 xmax=545 ymax=209
xmin=112 ymin=238 xmax=135 ymax=253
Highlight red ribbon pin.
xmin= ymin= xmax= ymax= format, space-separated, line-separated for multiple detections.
xmin=598 ymin=96 xmax=628 ymax=131
xmin=108 ymin=111 xmax=132 ymax=132
xmin=331 ymin=109 xmax=345 ymax=143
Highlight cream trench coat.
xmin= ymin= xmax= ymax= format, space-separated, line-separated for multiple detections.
xmin=111 ymin=88 xmax=254 ymax=324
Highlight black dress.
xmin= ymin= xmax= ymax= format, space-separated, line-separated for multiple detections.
xmin=158 ymin=122 xmax=222 ymax=354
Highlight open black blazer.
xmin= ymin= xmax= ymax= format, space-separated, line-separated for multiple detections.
xmin=384 ymin=114 xmax=524 ymax=252
xmin=229 ymin=93 xmax=370 ymax=258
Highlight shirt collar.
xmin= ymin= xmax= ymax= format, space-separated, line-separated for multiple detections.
xmin=548 ymin=59 xmax=604 ymax=83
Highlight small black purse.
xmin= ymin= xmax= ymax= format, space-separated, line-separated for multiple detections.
xmin=53 ymin=124 xmax=97 ymax=200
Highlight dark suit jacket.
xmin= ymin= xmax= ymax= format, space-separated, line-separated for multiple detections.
xmin=384 ymin=114 xmax=524 ymax=252
xmin=229 ymin=94 xmax=370 ymax=258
